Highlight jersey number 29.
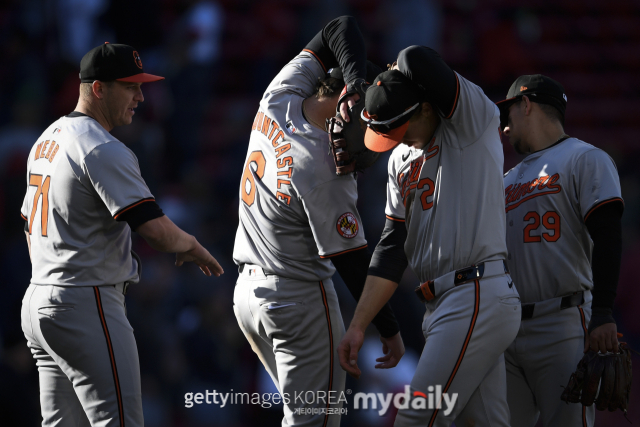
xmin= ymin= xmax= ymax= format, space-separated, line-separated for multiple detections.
xmin=28 ymin=174 xmax=51 ymax=236
xmin=523 ymin=211 xmax=560 ymax=243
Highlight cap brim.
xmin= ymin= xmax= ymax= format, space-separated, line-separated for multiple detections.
xmin=496 ymin=96 xmax=518 ymax=111
xmin=364 ymin=121 xmax=410 ymax=153
xmin=117 ymin=73 xmax=165 ymax=83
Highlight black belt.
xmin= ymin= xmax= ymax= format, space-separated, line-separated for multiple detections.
xmin=521 ymin=291 xmax=585 ymax=320
xmin=415 ymin=260 xmax=509 ymax=303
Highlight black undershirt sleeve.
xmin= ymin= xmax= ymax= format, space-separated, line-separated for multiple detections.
xmin=331 ymin=248 xmax=400 ymax=338
xmin=304 ymin=16 xmax=367 ymax=85
xmin=368 ymin=218 xmax=409 ymax=284
xmin=116 ymin=200 xmax=165 ymax=231
xmin=396 ymin=46 xmax=458 ymax=118
xmin=585 ymin=201 xmax=623 ymax=334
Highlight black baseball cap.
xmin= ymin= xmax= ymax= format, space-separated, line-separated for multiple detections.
xmin=79 ymin=42 xmax=164 ymax=83
xmin=361 ymin=70 xmax=422 ymax=152
xmin=496 ymin=74 xmax=567 ymax=130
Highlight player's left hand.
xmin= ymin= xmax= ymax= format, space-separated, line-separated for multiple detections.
xmin=375 ymin=332 xmax=405 ymax=369
xmin=339 ymin=94 xmax=360 ymax=123
xmin=338 ymin=326 xmax=364 ymax=379
xmin=585 ymin=323 xmax=619 ymax=353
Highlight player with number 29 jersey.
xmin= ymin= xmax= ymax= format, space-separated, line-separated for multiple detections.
xmin=503 ymin=138 xmax=622 ymax=303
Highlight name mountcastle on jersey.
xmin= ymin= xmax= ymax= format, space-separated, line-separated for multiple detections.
xmin=233 ymin=52 xmax=367 ymax=281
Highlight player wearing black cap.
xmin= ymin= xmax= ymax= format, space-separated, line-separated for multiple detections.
xmin=499 ymin=75 xmax=624 ymax=426
xmin=20 ymin=43 xmax=223 ymax=427
xmin=339 ymin=46 xmax=521 ymax=426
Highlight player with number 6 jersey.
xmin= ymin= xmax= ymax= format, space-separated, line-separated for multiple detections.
xmin=233 ymin=16 xmax=403 ymax=427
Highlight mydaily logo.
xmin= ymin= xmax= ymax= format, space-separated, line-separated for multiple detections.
xmin=353 ymin=385 xmax=458 ymax=416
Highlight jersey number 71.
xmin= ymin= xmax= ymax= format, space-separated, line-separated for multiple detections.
xmin=28 ymin=174 xmax=51 ymax=236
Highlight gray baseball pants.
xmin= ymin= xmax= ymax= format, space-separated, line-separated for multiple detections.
xmin=21 ymin=284 xmax=143 ymax=427
xmin=233 ymin=265 xmax=346 ymax=427
xmin=394 ymin=262 xmax=521 ymax=427
xmin=506 ymin=293 xmax=594 ymax=427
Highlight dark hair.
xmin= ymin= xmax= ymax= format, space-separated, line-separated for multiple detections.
xmin=537 ymin=102 xmax=565 ymax=126
xmin=314 ymin=76 xmax=344 ymax=98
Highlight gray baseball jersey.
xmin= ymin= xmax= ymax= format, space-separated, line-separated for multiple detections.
xmin=233 ymin=51 xmax=367 ymax=281
xmin=384 ymin=72 xmax=507 ymax=283
xmin=386 ymin=72 xmax=520 ymax=426
xmin=503 ymin=138 xmax=623 ymax=303
xmin=20 ymin=115 xmax=152 ymax=287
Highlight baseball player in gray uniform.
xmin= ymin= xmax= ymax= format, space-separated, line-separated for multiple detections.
xmin=20 ymin=43 xmax=223 ymax=427
xmin=233 ymin=16 xmax=403 ymax=427
xmin=498 ymin=75 xmax=624 ymax=427
xmin=339 ymin=46 xmax=522 ymax=427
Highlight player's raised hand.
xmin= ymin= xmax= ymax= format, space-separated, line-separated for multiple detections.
xmin=176 ymin=240 xmax=224 ymax=277
xmin=339 ymin=93 xmax=360 ymax=123
xmin=338 ymin=327 xmax=364 ymax=379
xmin=375 ymin=332 xmax=405 ymax=369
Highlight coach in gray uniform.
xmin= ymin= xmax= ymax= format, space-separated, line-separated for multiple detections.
xmin=498 ymin=75 xmax=624 ymax=427
xmin=20 ymin=43 xmax=223 ymax=427
xmin=233 ymin=16 xmax=403 ymax=427
xmin=340 ymin=47 xmax=521 ymax=426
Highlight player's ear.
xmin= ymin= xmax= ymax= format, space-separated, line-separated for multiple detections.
xmin=420 ymin=102 xmax=436 ymax=119
xmin=92 ymin=80 xmax=106 ymax=100
xmin=522 ymin=95 xmax=533 ymax=116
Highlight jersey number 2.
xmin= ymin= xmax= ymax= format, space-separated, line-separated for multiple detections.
xmin=241 ymin=151 xmax=266 ymax=207
xmin=523 ymin=211 xmax=560 ymax=243
xmin=29 ymin=174 xmax=51 ymax=236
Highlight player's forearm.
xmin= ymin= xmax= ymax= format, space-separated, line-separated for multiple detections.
xmin=305 ymin=16 xmax=366 ymax=84
xmin=349 ymin=275 xmax=398 ymax=331
xmin=136 ymin=215 xmax=196 ymax=253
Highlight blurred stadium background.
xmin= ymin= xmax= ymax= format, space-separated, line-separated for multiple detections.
xmin=0 ymin=0 xmax=638 ymax=425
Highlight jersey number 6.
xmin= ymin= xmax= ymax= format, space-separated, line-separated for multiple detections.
xmin=523 ymin=211 xmax=560 ymax=243
xmin=28 ymin=174 xmax=51 ymax=236
xmin=241 ymin=151 xmax=266 ymax=207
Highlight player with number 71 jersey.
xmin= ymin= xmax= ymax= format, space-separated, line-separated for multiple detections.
xmin=503 ymin=137 xmax=622 ymax=304
xmin=20 ymin=117 xmax=149 ymax=286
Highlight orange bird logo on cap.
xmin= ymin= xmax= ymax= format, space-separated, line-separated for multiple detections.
xmin=133 ymin=51 xmax=143 ymax=69
xmin=520 ymin=86 xmax=528 ymax=91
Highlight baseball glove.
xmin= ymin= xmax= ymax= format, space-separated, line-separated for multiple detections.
xmin=327 ymin=79 xmax=379 ymax=176
xmin=561 ymin=342 xmax=633 ymax=416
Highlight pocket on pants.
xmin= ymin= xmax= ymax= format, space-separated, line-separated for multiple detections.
xmin=38 ymin=305 xmax=75 ymax=318
xmin=260 ymin=301 xmax=304 ymax=311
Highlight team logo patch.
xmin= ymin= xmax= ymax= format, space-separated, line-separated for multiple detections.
xmin=285 ymin=120 xmax=297 ymax=135
xmin=133 ymin=51 xmax=143 ymax=69
xmin=336 ymin=212 xmax=359 ymax=239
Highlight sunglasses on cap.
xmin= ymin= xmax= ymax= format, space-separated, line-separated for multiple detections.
xmin=361 ymin=103 xmax=420 ymax=134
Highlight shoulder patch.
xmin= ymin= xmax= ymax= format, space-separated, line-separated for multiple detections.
xmin=336 ymin=212 xmax=359 ymax=239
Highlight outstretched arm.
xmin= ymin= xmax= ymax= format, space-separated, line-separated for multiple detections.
xmin=137 ymin=215 xmax=223 ymax=277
